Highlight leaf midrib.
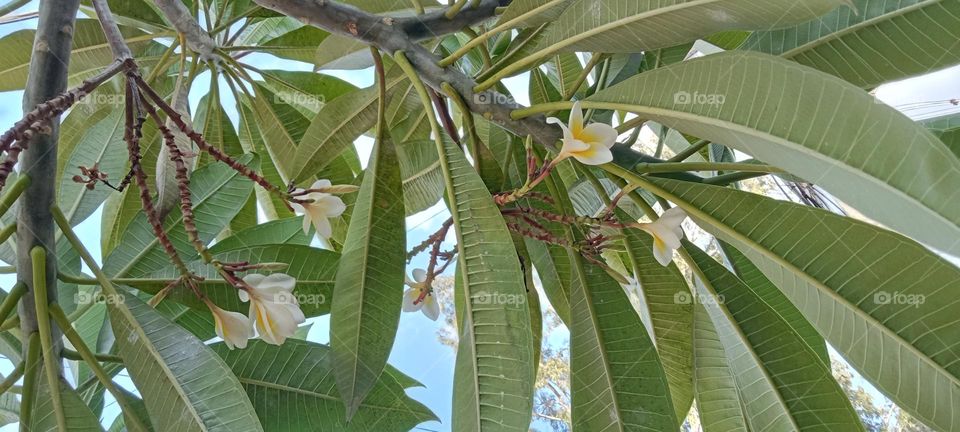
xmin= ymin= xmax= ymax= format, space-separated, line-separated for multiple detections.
xmin=236 ymin=377 xmax=416 ymax=413
xmin=571 ymin=255 xmax=626 ymax=432
xmin=689 ymin=257 xmax=802 ymax=430
xmin=780 ymin=0 xmax=942 ymax=59
xmin=585 ymin=101 xmax=960 ymax=235
xmin=510 ymin=0 xmax=725 ymax=73
xmin=634 ymin=175 xmax=960 ymax=392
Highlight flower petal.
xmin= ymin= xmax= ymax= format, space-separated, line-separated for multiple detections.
xmin=312 ymin=215 xmax=333 ymax=239
xmin=412 ymin=268 xmax=427 ymax=283
xmin=290 ymin=201 xmax=306 ymax=216
xmin=311 ymin=179 xmax=332 ymax=190
xmin=300 ymin=213 xmax=312 ymax=235
xmin=569 ymin=101 xmax=584 ymax=136
xmin=570 ymin=142 xmax=614 ymax=166
xmin=421 ymin=296 xmax=441 ymax=321
xmin=261 ymin=272 xmax=296 ymax=292
xmin=579 ymin=123 xmax=618 ymax=148
xmin=402 ymin=289 xmax=423 ymax=312
xmin=560 ymin=137 xmax=591 ymax=155
xmin=318 ymin=195 xmax=347 ymax=217
xmin=651 ymin=237 xmax=675 ymax=267
xmin=242 ymin=273 xmax=266 ymax=289
xmin=547 ymin=117 xmax=574 ymax=142
xmin=639 ymin=221 xmax=682 ymax=267
xmin=251 ymin=301 xmax=279 ymax=345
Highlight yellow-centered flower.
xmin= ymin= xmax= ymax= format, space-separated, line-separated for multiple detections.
xmin=239 ymin=273 xmax=306 ymax=346
xmin=547 ymin=101 xmax=618 ymax=166
xmin=637 ymin=207 xmax=688 ymax=266
xmin=402 ymin=268 xmax=440 ymax=321
xmin=205 ymin=300 xmax=252 ymax=350
xmin=290 ymin=179 xmax=347 ymax=240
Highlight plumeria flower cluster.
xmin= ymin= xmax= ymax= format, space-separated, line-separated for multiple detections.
xmin=205 ymin=272 xmax=306 ymax=349
xmin=289 ymin=179 xmax=353 ymax=240
xmin=402 ymin=268 xmax=441 ymax=321
xmin=545 ymin=101 xmax=689 ymax=266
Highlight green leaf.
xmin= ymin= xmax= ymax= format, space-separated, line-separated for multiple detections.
xmin=397 ymin=139 xmax=444 ymax=215
xmin=212 ymin=339 xmax=436 ymax=431
xmin=208 ymin=218 xmax=312 ymax=253
xmin=719 ymin=241 xmax=829 ymax=364
xmin=643 ymin=177 xmax=960 ymax=431
xmin=589 ymin=51 xmax=960 ymax=255
xmin=921 ymin=112 xmax=960 ymax=158
xmin=618 ymin=211 xmax=693 ymax=421
xmin=692 ymin=303 xmax=750 ymax=432
xmin=103 ymin=154 xmax=258 ymax=277
xmin=0 ymin=376 xmax=17 ymax=426
xmin=687 ymin=242 xmax=864 ymax=431
xmin=57 ymin=107 xmax=126 ymax=226
xmin=568 ymin=251 xmax=679 ymax=431
xmin=495 ymin=0 xmax=850 ymax=78
xmin=529 ymin=67 xmax=562 ymax=105
xmin=109 ymin=294 xmax=263 ymax=431
xmin=236 ymin=99 xmax=294 ymax=220
xmin=742 ymin=0 xmax=960 ymax=88
xmin=495 ymin=0 xmax=574 ymax=29
xmin=259 ymin=69 xmax=357 ymax=117
xmin=0 ymin=19 xmax=161 ymax=91
xmin=292 ymin=70 xmax=409 ymax=183
xmin=438 ymin=129 xmax=535 ymax=431
xmin=30 ymin=377 xmax=103 ymax=432
xmin=331 ymin=136 xmax=406 ymax=417
xmin=107 ymin=386 xmax=155 ymax=432
xmin=195 ymin=85 xmax=243 ymax=168
xmin=244 ymin=83 xmax=306 ymax=182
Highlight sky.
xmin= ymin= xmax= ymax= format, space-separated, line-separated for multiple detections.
xmin=0 ymin=2 xmax=959 ymax=431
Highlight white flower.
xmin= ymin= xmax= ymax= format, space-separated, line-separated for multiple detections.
xmin=205 ymin=301 xmax=252 ymax=350
xmin=637 ymin=207 xmax=688 ymax=266
xmin=239 ymin=273 xmax=306 ymax=345
xmin=290 ymin=179 xmax=347 ymax=240
xmin=546 ymin=101 xmax=618 ymax=166
xmin=402 ymin=268 xmax=440 ymax=321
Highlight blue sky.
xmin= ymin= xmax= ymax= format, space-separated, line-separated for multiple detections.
xmin=1 ymin=2 xmax=960 ymax=431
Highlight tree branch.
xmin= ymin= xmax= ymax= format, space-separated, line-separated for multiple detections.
xmin=251 ymin=0 xmax=704 ymax=182
xmin=154 ymin=0 xmax=217 ymax=61
xmin=17 ymin=0 xmax=81 ymax=373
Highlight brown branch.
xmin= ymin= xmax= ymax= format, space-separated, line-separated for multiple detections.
xmin=153 ymin=0 xmax=217 ymax=61
xmin=91 ymin=0 xmax=132 ymax=59
xmin=0 ymin=60 xmax=125 ymax=165
xmin=123 ymin=79 xmax=192 ymax=276
xmin=250 ymin=0 xmax=703 ymax=183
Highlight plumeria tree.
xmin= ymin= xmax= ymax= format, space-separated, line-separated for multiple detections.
xmin=0 ymin=0 xmax=959 ymax=431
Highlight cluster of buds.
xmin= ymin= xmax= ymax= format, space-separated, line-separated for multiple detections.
xmin=72 ymin=164 xmax=110 ymax=190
